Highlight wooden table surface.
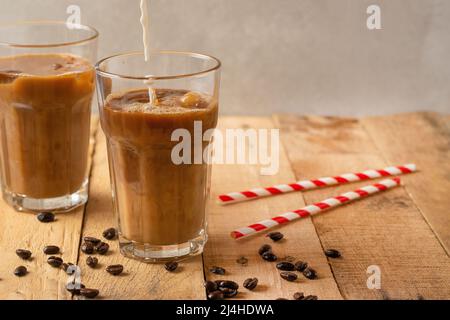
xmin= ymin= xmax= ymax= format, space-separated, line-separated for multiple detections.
xmin=0 ymin=112 xmax=449 ymax=300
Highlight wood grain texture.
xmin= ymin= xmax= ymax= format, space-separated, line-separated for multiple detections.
xmin=361 ymin=112 xmax=450 ymax=254
xmin=275 ymin=114 xmax=450 ymax=300
xmin=0 ymin=118 xmax=98 ymax=300
xmin=75 ymin=128 xmax=205 ymax=300
xmin=204 ymin=117 xmax=342 ymax=300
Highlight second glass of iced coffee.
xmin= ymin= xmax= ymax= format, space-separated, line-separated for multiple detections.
xmin=96 ymin=51 xmax=221 ymax=262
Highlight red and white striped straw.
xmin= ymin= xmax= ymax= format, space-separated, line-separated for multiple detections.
xmin=219 ymin=164 xmax=415 ymax=205
xmin=230 ymin=177 xmax=401 ymax=239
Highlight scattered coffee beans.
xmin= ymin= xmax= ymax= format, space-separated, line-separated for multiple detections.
xmin=293 ymin=292 xmax=305 ymax=300
xmin=294 ymin=261 xmax=308 ymax=272
xmin=15 ymin=249 xmax=32 ymax=260
xmin=80 ymin=288 xmax=99 ymax=298
xmin=266 ymin=231 xmax=284 ymax=242
xmin=303 ymin=267 xmax=317 ymax=280
xmin=47 ymin=256 xmax=63 ymax=268
xmin=280 ymin=271 xmax=297 ymax=282
xmin=95 ymin=242 xmax=110 ymax=255
xmin=304 ymin=295 xmax=318 ymax=300
xmin=204 ymin=281 xmax=218 ymax=293
xmin=261 ymin=251 xmax=277 ymax=262
xmin=86 ymin=256 xmax=98 ymax=268
xmin=83 ymin=237 xmax=101 ymax=245
xmin=164 ymin=261 xmax=178 ymax=272
xmin=243 ymin=278 xmax=258 ymax=290
xmin=324 ymin=249 xmax=341 ymax=258
xmin=209 ymin=266 xmax=226 ymax=275
xmin=14 ymin=265 xmax=27 ymax=277
xmin=208 ymin=291 xmax=224 ymax=300
xmin=102 ymin=227 xmax=117 ymax=240
xmin=81 ymin=242 xmax=94 ymax=254
xmin=276 ymin=262 xmax=295 ymax=271
xmin=258 ymin=244 xmax=272 ymax=256
xmin=43 ymin=245 xmax=60 ymax=255
xmin=106 ymin=264 xmax=123 ymax=276
xmin=37 ymin=212 xmax=55 ymax=223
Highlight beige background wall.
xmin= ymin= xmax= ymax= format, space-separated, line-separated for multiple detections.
xmin=0 ymin=0 xmax=449 ymax=116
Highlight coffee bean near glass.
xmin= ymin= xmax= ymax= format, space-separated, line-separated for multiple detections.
xmin=0 ymin=21 xmax=98 ymax=212
xmin=96 ymin=51 xmax=221 ymax=262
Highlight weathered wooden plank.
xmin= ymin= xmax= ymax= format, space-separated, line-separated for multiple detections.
xmin=0 ymin=118 xmax=98 ymax=300
xmin=76 ymin=128 xmax=205 ymax=300
xmin=275 ymin=114 xmax=450 ymax=300
xmin=361 ymin=112 xmax=450 ymax=254
xmin=204 ymin=117 xmax=342 ymax=300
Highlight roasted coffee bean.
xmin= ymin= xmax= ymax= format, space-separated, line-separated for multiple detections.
xmin=293 ymin=292 xmax=305 ymax=300
xmin=208 ymin=290 xmax=224 ymax=300
xmin=47 ymin=256 xmax=63 ymax=268
xmin=303 ymin=267 xmax=317 ymax=280
xmin=164 ymin=261 xmax=178 ymax=272
xmin=276 ymin=261 xmax=295 ymax=271
xmin=83 ymin=237 xmax=101 ymax=245
xmin=80 ymin=288 xmax=99 ymax=299
xmin=37 ymin=212 xmax=55 ymax=223
xmin=15 ymin=249 xmax=32 ymax=260
xmin=81 ymin=242 xmax=94 ymax=254
xmin=204 ymin=281 xmax=218 ymax=293
xmin=220 ymin=287 xmax=238 ymax=298
xmin=236 ymin=256 xmax=248 ymax=265
xmin=266 ymin=231 xmax=284 ymax=242
xmin=43 ymin=245 xmax=60 ymax=255
xmin=261 ymin=251 xmax=277 ymax=262
xmin=86 ymin=256 xmax=98 ymax=268
xmin=258 ymin=244 xmax=272 ymax=256
xmin=324 ymin=249 xmax=341 ymax=258
xmin=209 ymin=266 xmax=226 ymax=275
xmin=106 ymin=264 xmax=123 ymax=275
xmin=95 ymin=242 xmax=110 ymax=255
xmin=217 ymin=280 xmax=239 ymax=290
xmin=62 ymin=262 xmax=75 ymax=274
xmin=14 ymin=265 xmax=27 ymax=277
xmin=243 ymin=278 xmax=258 ymax=290
xmin=280 ymin=271 xmax=298 ymax=282
xmin=294 ymin=261 xmax=308 ymax=272
xmin=66 ymin=283 xmax=85 ymax=295
xmin=304 ymin=295 xmax=318 ymax=300
xmin=102 ymin=227 xmax=117 ymax=240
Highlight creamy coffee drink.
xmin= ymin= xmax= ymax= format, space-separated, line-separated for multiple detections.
xmin=101 ymin=88 xmax=218 ymax=245
xmin=0 ymin=54 xmax=94 ymax=203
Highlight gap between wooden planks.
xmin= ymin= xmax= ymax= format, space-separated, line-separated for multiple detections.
xmin=0 ymin=117 xmax=98 ymax=300
xmin=274 ymin=112 xmax=450 ymax=299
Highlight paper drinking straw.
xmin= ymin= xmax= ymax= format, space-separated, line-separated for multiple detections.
xmin=230 ymin=177 xmax=401 ymax=239
xmin=219 ymin=164 xmax=415 ymax=205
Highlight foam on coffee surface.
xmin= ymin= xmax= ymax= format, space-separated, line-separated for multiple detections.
xmin=107 ymin=89 xmax=212 ymax=114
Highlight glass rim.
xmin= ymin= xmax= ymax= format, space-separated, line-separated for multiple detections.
xmin=95 ymin=50 xmax=221 ymax=81
xmin=0 ymin=20 xmax=99 ymax=48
